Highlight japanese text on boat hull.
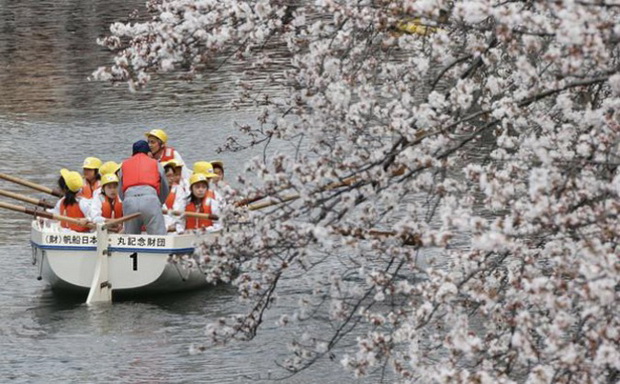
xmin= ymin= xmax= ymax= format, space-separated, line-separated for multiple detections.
xmin=44 ymin=234 xmax=169 ymax=248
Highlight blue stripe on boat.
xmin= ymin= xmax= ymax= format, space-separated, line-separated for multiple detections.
xmin=31 ymin=241 xmax=194 ymax=254
xmin=108 ymin=247 xmax=195 ymax=254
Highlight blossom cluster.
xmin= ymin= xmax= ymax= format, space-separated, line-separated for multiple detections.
xmin=96 ymin=0 xmax=620 ymax=382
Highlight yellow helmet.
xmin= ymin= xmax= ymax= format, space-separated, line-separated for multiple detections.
xmin=99 ymin=161 xmax=121 ymax=176
xmin=189 ymin=173 xmax=210 ymax=187
xmin=193 ymin=161 xmax=217 ymax=178
xmin=100 ymin=173 xmax=119 ymax=187
xmin=395 ymin=19 xmax=443 ymax=35
xmin=162 ymin=159 xmax=182 ymax=169
xmin=145 ymin=129 xmax=168 ymax=144
xmin=83 ymin=157 xmax=102 ymax=170
xmin=60 ymin=169 xmax=84 ymax=193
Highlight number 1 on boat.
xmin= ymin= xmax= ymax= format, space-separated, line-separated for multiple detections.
xmin=129 ymin=252 xmax=138 ymax=271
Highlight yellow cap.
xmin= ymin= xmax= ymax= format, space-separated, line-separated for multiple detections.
xmin=100 ymin=173 xmax=119 ymax=187
xmin=395 ymin=19 xmax=442 ymax=35
xmin=60 ymin=169 xmax=84 ymax=193
xmin=145 ymin=129 xmax=168 ymax=144
xmin=193 ymin=161 xmax=217 ymax=178
xmin=162 ymin=159 xmax=183 ymax=169
xmin=83 ymin=157 xmax=102 ymax=170
xmin=99 ymin=161 xmax=121 ymax=176
xmin=189 ymin=173 xmax=211 ymax=187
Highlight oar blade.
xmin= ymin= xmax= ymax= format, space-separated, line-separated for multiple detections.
xmin=86 ymin=224 xmax=112 ymax=304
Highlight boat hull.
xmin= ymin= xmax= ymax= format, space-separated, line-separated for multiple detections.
xmin=30 ymin=221 xmax=214 ymax=297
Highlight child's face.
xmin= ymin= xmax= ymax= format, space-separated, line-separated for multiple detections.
xmin=104 ymin=183 xmax=118 ymax=198
xmin=165 ymin=168 xmax=175 ymax=185
xmin=83 ymin=168 xmax=96 ymax=182
xmin=213 ymin=167 xmax=223 ymax=182
xmin=192 ymin=181 xmax=208 ymax=199
xmin=173 ymin=167 xmax=183 ymax=184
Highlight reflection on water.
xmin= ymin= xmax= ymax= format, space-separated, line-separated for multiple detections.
xmin=2 ymin=244 xmax=344 ymax=383
xmin=0 ymin=0 xmax=287 ymax=120
xmin=10 ymin=288 xmax=243 ymax=383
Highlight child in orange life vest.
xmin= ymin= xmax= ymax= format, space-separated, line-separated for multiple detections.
xmin=89 ymin=174 xmax=123 ymax=232
xmin=165 ymin=159 xmax=188 ymax=198
xmin=162 ymin=160 xmax=187 ymax=232
xmin=92 ymin=160 xmax=121 ymax=201
xmin=50 ymin=169 xmax=92 ymax=232
xmin=99 ymin=161 xmax=121 ymax=177
xmin=173 ymin=160 xmax=189 ymax=194
xmin=176 ymin=173 xmax=221 ymax=233
xmin=192 ymin=161 xmax=222 ymax=201
xmin=81 ymin=157 xmax=102 ymax=199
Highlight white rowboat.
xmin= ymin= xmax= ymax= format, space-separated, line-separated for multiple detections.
xmin=30 ymin=220 xmax=214 ymax=300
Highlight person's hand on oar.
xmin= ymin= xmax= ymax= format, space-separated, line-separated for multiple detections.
xmin=0 ymin=201 xmax=96 ymax=230
xmin=76 ymin=218 xmax=94 ymax=229
xmin=105 ymin=222 xmax=122 ymax=233
xmin=102 ymin=212 xmax=141 ymax=233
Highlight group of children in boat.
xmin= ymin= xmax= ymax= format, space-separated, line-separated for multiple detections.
xmin=50 ymin=129 xmax=227 ymax=235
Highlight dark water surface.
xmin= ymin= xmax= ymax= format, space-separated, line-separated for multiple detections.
xmin=0 ymin=1 xmax=364 ymax=382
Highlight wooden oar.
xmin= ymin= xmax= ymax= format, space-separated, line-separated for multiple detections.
xmin=334 ymin=226 xmax=422 ymax=247
xmin=235 ymin=165 xmax=410 ymax=210
xmin=0 ymin=200 xmax=94 ymax=229
xmin=240 ymin=178 xmax=359 ymax=211
xmin=234 ymin=190 xmax=290 ymax=207
xmin=234 ymin=176 xmax=360 ymax=207
xmin=0 ymin=189 xmax=55 ymax=209
xmin=247 ymin=193 xmax=300 ymax=211
xmin=103 ymin=212 xmax=142 ymax=230
xmin=242 ymin=166 xmax=411 ymax=211
xmin=0 ymin=173 xmax=63 ymax=198
xmin=163 ymin=209 xmax=219 ymax=221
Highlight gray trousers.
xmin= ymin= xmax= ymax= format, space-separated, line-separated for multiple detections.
xmin=122 ymin=187 xmax=166 ymax=235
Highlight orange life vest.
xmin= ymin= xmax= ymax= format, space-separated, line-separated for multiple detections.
xmin=185 ymin=196 xmax=213 ymax=229
xmin=206 ymin=189 xmax=215 ymax=200
xmin=101 ymin=195 xmax=123 ymax=219
xmin=159 ymin=146 xmax=176 ymax=162
xmin=81 ymin=180 xmax=100 ymax=199
xmin=165 ymin=187 xmax=176 ymax=209
xmin=60 ymin=198 xmax=90 ymax=232
xmin=121 ymin=153 xmax=160 ymax=193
